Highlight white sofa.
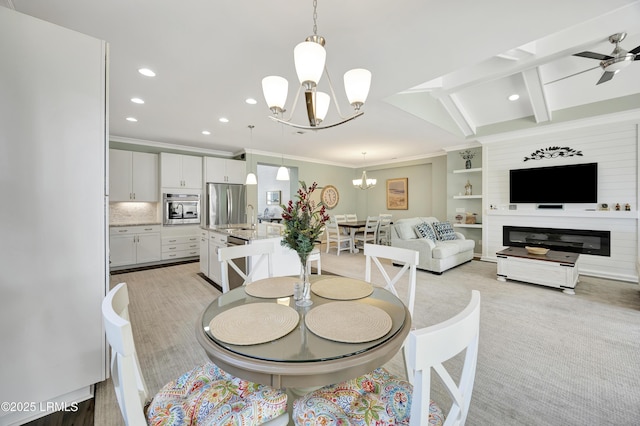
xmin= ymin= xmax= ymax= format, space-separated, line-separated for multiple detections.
xmin=390 ymin=217 xmax=475 ymax=274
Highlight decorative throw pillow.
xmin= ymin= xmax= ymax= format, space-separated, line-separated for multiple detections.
xmin=396 ymin=223 xmax=418 ymax=240
xmin=432 ymin=221 xmax=457 ymax=241
xmin=415 ymin=222 xmax=438 ymax=241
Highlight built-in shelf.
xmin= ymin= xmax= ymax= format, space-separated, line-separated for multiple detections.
xmin=453 ymin=223 xmax=483 ymax=228
xmin=453 ymin=195 xmax=482 ymax=199
xmin=452 ymin=167 xmax=482 ymax=174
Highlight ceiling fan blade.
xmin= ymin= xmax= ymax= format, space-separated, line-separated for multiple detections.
xmin=596 ymin=71 xmax=616 ymax=85
xmin=574 ymin=51 xmax=613 ymax=61
xmin=629 ymin=45 xmax=640 ymax=55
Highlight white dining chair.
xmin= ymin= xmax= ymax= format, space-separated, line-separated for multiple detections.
xmin=332 ymin=214 xmax=350 ymax=236
xmin=365 ymin=243 xmax=418 ymax=316
xmin=353 ymin=216 xmax=379 ymax=250
xmin=333 ymin=214 xmax=346 ymax=222
xmin=377 ymin=213 xmax=393 ymax=245
xmin=218 ymin=242 xmax=274 ymax=293
xmin=292 ymin=290 xmax=481 ymax=426
xmin=345 ymin=213 xmax=358 ymax=222
xmin=325 ymin=220 xmax=353 ymax=256
xmin=365 ymin=243 xmax=419 ymax=380
xmin=102 ymin=282 xmax=289 ymax=426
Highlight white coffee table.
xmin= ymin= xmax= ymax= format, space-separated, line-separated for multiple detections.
xmin=496 ymin=247 xmax=580 ymax=294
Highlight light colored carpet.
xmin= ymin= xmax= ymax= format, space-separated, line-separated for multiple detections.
xmin=97 ymin=249 xmax=640 ymax=425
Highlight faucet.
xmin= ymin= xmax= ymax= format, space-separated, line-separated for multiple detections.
xmin=247 ymin=204 xmax=255 ymax=229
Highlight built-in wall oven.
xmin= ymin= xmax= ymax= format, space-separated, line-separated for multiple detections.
xmin=163 ymin=193 xmax=200 ymax=225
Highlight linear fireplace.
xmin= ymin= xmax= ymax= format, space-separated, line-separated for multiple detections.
xmin=503 ymin=226 xmax=610 ymax=256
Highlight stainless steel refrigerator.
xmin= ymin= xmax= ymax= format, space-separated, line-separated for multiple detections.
xmin=204 ymin=183 xmax=247 ymax=227
xmin=1 ymin=7 xmax=108 ymax=425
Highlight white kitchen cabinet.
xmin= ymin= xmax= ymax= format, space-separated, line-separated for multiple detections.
xmin=208 ymin=231 xmax=227 ymax=284
xmin=200 ymin=229 xmax=209 ymax=275
xmin=161 ymin=234 xmax=199 ymax=260
xmin=161 ymin=152 xmax=202 ymax=189
xmin=109 ymin=225 xmax=161 ymax=267
xmin=204 ymin=156 xmax=246 ymax=184
xmin=109 ymin=149 xmax=158 ymax=201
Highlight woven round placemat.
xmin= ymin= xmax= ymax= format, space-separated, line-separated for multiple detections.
xmin=244 ymin=276 xmax=298 ymax=298
xmin=209 ymin=303 xmax=299 ymax=345
xmin=305 ymin=301 xmax=392 ymax=343
xmin=311 ymin=277 xmax=373 ymax=300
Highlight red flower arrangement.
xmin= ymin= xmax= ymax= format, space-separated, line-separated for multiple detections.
xmin=280 ymin=181 xmax=330 ymax=267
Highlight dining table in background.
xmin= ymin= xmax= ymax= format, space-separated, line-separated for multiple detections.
xmin=195 ymin=275 xmax=411 ymax=389
xmin=336 ymin=220 xmax=367 ymax=253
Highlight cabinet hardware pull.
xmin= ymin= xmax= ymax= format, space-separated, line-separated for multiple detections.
xmin=118 ymin=229 xmax=128 ymax=232
xmin=169 ymin=239 xmax=177 ymax=242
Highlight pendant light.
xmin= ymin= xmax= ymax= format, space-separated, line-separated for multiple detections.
xmin=352 ymin=152 xmax=376 ymax=190
xmin=275 ymin=124 xmax=290 ymax=181
xmin=276 ymin=155 xmax=290 ymax=181
xmin=245 ymin=125 xmax=257 ymax=185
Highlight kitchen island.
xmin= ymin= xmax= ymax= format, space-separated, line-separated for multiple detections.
xmin=200 ymin=223 xmax=302 ymax=289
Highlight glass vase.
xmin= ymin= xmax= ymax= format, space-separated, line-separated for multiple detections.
xmin=295 ymin=259 xmax=313 ymax=307
xmin=465 ymin=159 xmax=472 ymax=169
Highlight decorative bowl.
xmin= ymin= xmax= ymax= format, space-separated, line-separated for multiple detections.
xmin=525 ymin=246 xmax=549 ymax=255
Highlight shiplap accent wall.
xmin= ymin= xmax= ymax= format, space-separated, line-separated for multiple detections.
xmin=481 ymin=122 xmax=639 ymax=282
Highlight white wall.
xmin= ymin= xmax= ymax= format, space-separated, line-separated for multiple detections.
xmin=482 ymin=122 xmax=639 ymax=282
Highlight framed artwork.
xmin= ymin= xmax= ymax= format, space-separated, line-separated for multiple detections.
xmin=386 ymin=178 xmax=408 ymax=210
xmin=266 ymin=190 xmax=281 ymax=205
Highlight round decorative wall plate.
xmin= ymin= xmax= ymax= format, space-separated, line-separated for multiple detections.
xmin=320 ymin=185 xmax=339 ymax=209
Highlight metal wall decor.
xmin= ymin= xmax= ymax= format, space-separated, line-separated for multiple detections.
xmin=523 ymin=146 xmax=583 ymax=161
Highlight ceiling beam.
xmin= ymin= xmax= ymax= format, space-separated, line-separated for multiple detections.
xmin=522 ymin=68 xmax=551 ymax=123
xmin=438 ymin=93 xmax=476 ymax=137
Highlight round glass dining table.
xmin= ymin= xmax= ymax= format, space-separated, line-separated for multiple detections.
xmin=195 ymin=275 xmax=411 ymax=388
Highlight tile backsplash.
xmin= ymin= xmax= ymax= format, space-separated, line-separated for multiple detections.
xmin=110 ymin=202 xmax=159 ymax=225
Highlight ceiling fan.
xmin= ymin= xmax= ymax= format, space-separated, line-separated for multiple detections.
xmin=573 ymin=32 xmax=640 ymax=84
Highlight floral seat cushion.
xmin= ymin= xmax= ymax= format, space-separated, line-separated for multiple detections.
xmin=293 ymin=367 xmax=444 ymax=425
xmin=147 ymin=362 xmax=287 ymax=425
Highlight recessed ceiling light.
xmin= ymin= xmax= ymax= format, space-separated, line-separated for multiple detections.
xmin=508 ymin=94 xmax=520 ymax=101
xmin=131 ymin=97 xmax=144 ymax=104
xmin=202 ymin=130 xmax=211 ymax=135
xmin=245 ymin=98 xmax=257 ymax=105
xmin=126 ymin=117 xmax=138 ymax=122
xmin=219 ymin=117 xmax=229 ymax=123
xmin=138 ymin=68 xmax=156 ymax=77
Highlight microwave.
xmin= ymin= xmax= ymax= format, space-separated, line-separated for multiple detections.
xmin=163 ymin=193 xmax=200 ymax=225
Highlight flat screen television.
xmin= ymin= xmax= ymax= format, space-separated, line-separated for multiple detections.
xmin=509 ymin=162 xmax=597 ymax=204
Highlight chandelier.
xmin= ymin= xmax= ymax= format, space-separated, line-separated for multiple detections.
xmin=261 ymin=0 xmax=371 ymax=130
xmin=353 ymin=152 xmax=376 ymax=190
